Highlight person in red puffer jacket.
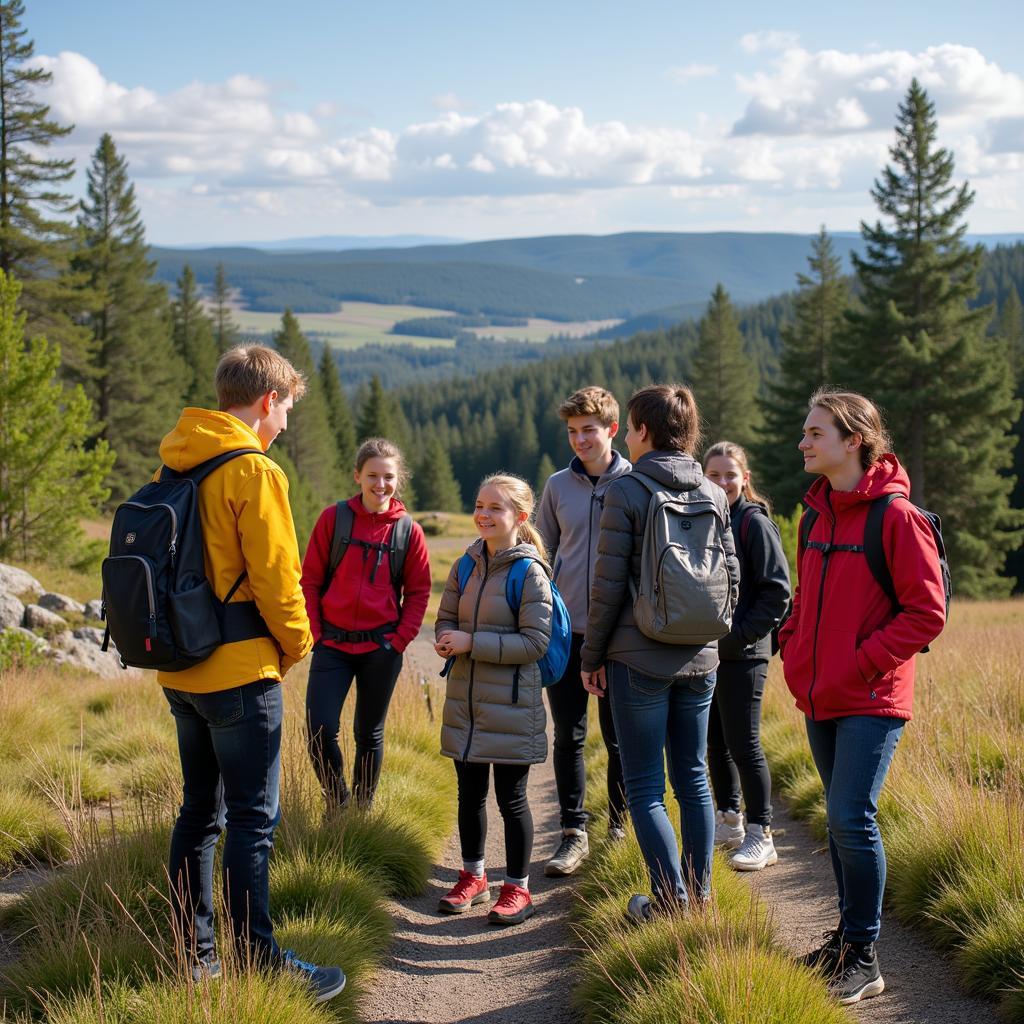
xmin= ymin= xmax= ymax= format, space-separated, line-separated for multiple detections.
xmin=301 ymin=438 xmax=431 ymax=810
xmin=779 ymin=390 xmax=945 ymax=1006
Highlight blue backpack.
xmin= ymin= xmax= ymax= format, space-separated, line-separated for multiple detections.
xmin=455 ymin=553 xmax=572 ymax=686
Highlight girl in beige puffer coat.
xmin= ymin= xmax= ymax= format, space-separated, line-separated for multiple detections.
xmin=434 ymin=474 xmax=554 ymax=926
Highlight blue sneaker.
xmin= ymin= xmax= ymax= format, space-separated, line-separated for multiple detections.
xmin=190 ymin=957 xmax=222 ymax=983
xmin=282 ymin=949 xmax=346 ymax=1004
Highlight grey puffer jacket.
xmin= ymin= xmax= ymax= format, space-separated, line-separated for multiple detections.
xmin=581 ymin=450 xmax=740 ymax=680
xmin=436 ymin=539 xmax=553 ymax=765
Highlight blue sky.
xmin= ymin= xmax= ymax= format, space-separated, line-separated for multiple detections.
xmin=29 ymin=1 xmax=1024 ymax=244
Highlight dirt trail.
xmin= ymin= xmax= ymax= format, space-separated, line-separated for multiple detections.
xmin=361 ymin=635 xmax=581 ymax=1024
xmin=749 ymin=801 xmax=1000 ymax=1024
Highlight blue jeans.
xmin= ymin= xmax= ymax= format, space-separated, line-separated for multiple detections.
xmin=804 ymin=714 xmax=904 ymax=943
xmin=164 ymin=679 xmax=283 ymax=965
xmin=607 ymin=660 xmax=716 ymax=905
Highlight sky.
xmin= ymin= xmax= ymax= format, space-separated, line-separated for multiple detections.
xmin=27 ymin=1 xmax=1024 ymax=245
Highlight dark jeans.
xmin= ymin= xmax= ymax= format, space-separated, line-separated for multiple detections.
xmin=608 ymin=660 xmax=716 ymax=905
xmin=547 ymin=632 xmax=626 ymax=831
xmin=164 ymin=679 xmax=282 ymax=966
xmin=453 ymin=760 xmax=533 ymax=880
xmin=305 ymin=642 xmax=403 ymax=807
xmin=805 ymin=714 xmax=905 ymax=943
xmin=706 ymin=659 xmax=772 ymax=826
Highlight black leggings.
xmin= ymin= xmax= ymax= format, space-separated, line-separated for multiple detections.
xmin=547 ymin=632 xmax=627 ymax=831
xmin=305 ymin=642 xmax=403 ymax=807
xmin=706 ymin=659 xmax=773 ymax=827
xmin=453 ymin=761 xmax=533 ymax=880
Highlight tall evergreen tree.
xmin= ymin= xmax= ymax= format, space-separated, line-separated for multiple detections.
xmin=534 ymin=453 xmax=556 ymax=497
xmin=210 ymin=262 xmax=239 ymax=353
xmin=689 ymin=284 xmax=761 ymax=447
xmin=757 ymin=228 xmax=849 ymax=513
xmin=273 ymin=309 xmax=342 ymax=502
xmin=0 ymin=0 xmax=88 ymax=374
xmin=0 ymin=271 xmax=113 ymax=562
xmin=998 ymin=287 xmax=1024 ymax=590
xmin=72 ymin=134 xmax=184 ymax=500
xmin=171 ymin=264 xmax=218 ymax=408
xmin=356 ymin=375 xmax=395 ymax=441
xmin=318 ymin=345 xmax=356 ymax=471
xmin=416 ymin=432 xmax=462 ymax=512
xmin=836 ymin=80 xmax=1021 ymax=596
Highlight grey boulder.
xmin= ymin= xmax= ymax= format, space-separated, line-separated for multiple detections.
xmin=39 ymin=592 xmax=86 ymax=615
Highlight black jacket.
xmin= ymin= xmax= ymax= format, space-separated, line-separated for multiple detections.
xmin=719 ymin=498 xmax=791 ymax=661
xmin=581 ymin=450 xmax=740 ymax=680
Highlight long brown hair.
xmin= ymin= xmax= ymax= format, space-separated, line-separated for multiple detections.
xmin=703 ymin=440 xmax=772 ymax=513
xmin=809 ymin=389 xmax=892 ymax=470
xmin=478 ymin=473 xmax=547 ymax=561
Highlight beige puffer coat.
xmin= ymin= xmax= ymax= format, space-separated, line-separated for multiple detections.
xmin=436 ymin=539 xmax=553 ymax=765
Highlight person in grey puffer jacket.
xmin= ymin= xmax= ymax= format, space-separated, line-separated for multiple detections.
xmin=434 ymin=474 xmax=554 ymax=927
xmin=582 ymin=384 xmax=739 ymax=920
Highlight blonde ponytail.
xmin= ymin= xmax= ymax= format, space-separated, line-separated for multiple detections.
xmin=479 ymin=473 xmax=548 ymax=561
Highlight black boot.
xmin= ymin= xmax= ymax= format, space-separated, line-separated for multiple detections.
xmin=800 ymin=926 xmax=844 ymax=976
xmin=829 ymin=940 xmax=885 ymax=1004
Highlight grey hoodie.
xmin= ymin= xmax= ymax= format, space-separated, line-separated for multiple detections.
xmin=536 ymin=450 xmax=632 ymax=632
xmin=581 ymin=450 xmax=740 ymax=680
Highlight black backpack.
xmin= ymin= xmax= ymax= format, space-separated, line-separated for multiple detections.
xmin=800 ymin=493 xmax=951 ymax=650
xmin=101 ymin=449 xmax=272 ymax=671
xmin=318 ymin=502 xmax=414 ymax=650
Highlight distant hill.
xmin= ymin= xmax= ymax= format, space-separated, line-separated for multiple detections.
xmin=151 ymin=231 xmax=1024 ymax=323
xmin=163 ymin=234 xmax=463 ymax=252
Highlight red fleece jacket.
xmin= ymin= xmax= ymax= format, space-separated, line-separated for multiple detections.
xmin=777 ymin=455 xmax=946 ymax=722
xmin=301 ymin=497 xmax=431 ymax=655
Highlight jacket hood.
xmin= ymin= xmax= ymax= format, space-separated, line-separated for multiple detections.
xmin=569 ymin=449 xmax=631 ymax=485
xmin=804 ymin=453 xmax=910 ymax=516
xmin=347 ymin=494 xmax=409 ymax=523
xmin=631 ymin=450 xmax=704 ymax=492
xmin=465 ymin=537 xmax=553 ymax=576
xmin=159 ymin=408 xmax=265 ymax=472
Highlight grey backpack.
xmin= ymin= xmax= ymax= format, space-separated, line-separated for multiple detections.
xmin=628 ymin=472 xmax=734 ymax=645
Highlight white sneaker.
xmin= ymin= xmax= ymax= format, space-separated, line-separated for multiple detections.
xmin=729 ymin=823 xmax=778 ymax=871
xmin=714 ymin=809 xmax=744 ymax=850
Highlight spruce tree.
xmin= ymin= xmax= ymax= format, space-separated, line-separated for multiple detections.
xmin=356 ymin=375 xmax=395 ymax=441
xmin=0 ymin=1 xmax=88 ymax=374
xmin=318 ymin=345 xmax=356 ymax=470
xmin=171 ymin=264 xmax=218 ymax=408
xmin=757 ymin=228 xmax=849 ymax=513
xmin=0 ymin=271 xmax=113 ymax=562
xmin=273 ymin=310 xmax=342 ymax=501
xmin=72 ymin=134 xmax=184 ymax=500
xmin=837 ymin=80 xmax=1022 ymax=596
xmin=210 ymin=263 xmax=240 ymax=353
xmin=689 ymin=284 xmax=761 ymax=447
xmin=416 ymin=432 xmax=462 ymax=512
xmin=535 ymin=453 xmax=556 ymax=496
xmin=998 ymin=287 xmax=1024 ymax=590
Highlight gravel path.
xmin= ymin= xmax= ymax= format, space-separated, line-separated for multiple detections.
xmin=747 ymin=802 xmax=1000 ymax=1024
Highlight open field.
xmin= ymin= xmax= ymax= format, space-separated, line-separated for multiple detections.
xmin=463 ymin=316 xmax=622 ymax=343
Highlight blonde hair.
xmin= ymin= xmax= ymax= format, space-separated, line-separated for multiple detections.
xmin=703 ymin=440 xmax=772 ymax=513
xmin=355 ymin=437 xmax=410 ymax=492
xmin=215 ymin=344 xmax=307 ymax=409
xmin=478 ymin=473 xmax=547 ymax=560
xmin=809 ymin=389 xmax=892 ymax=470
xmin=558 ymin=386 xmax=620 ymax=426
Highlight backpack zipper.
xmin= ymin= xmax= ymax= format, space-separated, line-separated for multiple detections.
xmin=107 ymin=554 xmax=158 ymax=650
xmin=121 ymin=502 xmax=179 ymax=563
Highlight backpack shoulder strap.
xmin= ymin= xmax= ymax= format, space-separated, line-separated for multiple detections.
xmin=504 ymin=557 xmax=532 ymax=614
xmin=322 ymin=502 xmax=355 ymax=596
xmin=738 ymin=503 xmax=764 ymax=549
xmin=456 ymin=552 xmax=475 ymax=593
xmin=799 ymin=506 xmax=819 ymax=554
xmin=388 ymin=514 xmax=414 ymax=592
xmin=865 ymin=493 xmax=901 ymax=610
xmin=625 ymin=471 xmax=659 ymax=498
xmin=168 ymin=448 xmax=267 ymax=484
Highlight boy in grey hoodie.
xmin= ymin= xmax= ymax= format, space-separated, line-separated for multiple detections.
xmin=536 ymin=386 xmax=631 ymax=876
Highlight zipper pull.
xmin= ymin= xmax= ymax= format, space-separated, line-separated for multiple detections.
xmin=371 ymin=547 xmax=384 ymax=584
xmin=146 ymin=614 xmax=157 ymax=650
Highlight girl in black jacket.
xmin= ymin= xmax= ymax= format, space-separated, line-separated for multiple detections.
xmin=703 ymin=441 xmax=791 ymax=871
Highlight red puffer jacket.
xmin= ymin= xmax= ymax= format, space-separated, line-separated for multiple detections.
xmin=301 ymin=496 xmax=431 ymax=655
xmin=777 ymin=455 xmax=945 ymax=722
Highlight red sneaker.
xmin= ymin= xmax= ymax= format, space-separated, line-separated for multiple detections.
xmin=438 ymin=871 xmax=490 ymax=913
xmin=487 ymin=883 xmax=535 ymax=926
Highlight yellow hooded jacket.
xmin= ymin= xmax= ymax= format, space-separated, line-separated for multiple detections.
xmin=155 ymin=408 xmax=313 ymax=693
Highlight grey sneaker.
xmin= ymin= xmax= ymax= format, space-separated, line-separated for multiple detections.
xmin=190 ymin=957 xmax=222 ymax=983
xmin=829 ymin=942 xmax=885 ymax=1004
xmin=607 ymin=826 xmax=627 ymax=843
xmin=729 ymin=823 xmax=778 ymax=871
xmin=545 ymin=828 xmax=589 ymax=876
xmin=626 ymin=893 xmax=654 ymax=923
xmin=714 ymin=809 xmax=745 ymax=849
xmin=282 ymin=949 xmax=347 ymax=1004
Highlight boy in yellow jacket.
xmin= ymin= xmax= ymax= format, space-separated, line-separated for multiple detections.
xmin=159 ymin=345 xmax=344 ymax=1002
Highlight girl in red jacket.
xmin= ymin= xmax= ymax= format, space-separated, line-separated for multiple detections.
xmin=779 ymin=391 xmax=945 ymax=1005
xmin=301 ymin=438 xmax=431 ymax=809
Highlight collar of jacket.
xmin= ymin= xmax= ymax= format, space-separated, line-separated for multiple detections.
xmin=568 ymin=449 xmax=632 ymax=487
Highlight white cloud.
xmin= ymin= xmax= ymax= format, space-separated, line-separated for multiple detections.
xmin=666 ymin=63 xmax=718 ymax=83
xmin=739 ymin=31 xmax=800 ymax=55
xmin=432 ymin=92 xmax=467 ymax=112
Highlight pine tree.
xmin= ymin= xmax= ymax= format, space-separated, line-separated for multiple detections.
xmin=72 ymin=134 xmax=184 ymax=500
xmin=318 ymin=345 xmax=355 ymax=470
xmin=0 ymin=271 xmax=113 ymax=562
xmin=837 ymin=80 xmax=1022 ymax=596
xmin=535 ymin=453 xmax=556 ymax=496
xmin=273 ymin=310 xmax=342 ymax=501
xmin=757 ymin=228 xmax=849 ymax=513
xmin=210 ymin=263 xmax=240 ymax=353
xmin=689 ymin=284 xmax=761 ymax=447
xmin=171 ymin=265 xmax=218 ymax=407
xmin=356 ymin=375 xmax=395 ymax=441
xmin=0 ymin=1 xmax=88 ymax=375
xmin=998 ymin=287 xmax=1024 ymax=590
xmin=416 ymin=432 xmax=462 ymax=512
